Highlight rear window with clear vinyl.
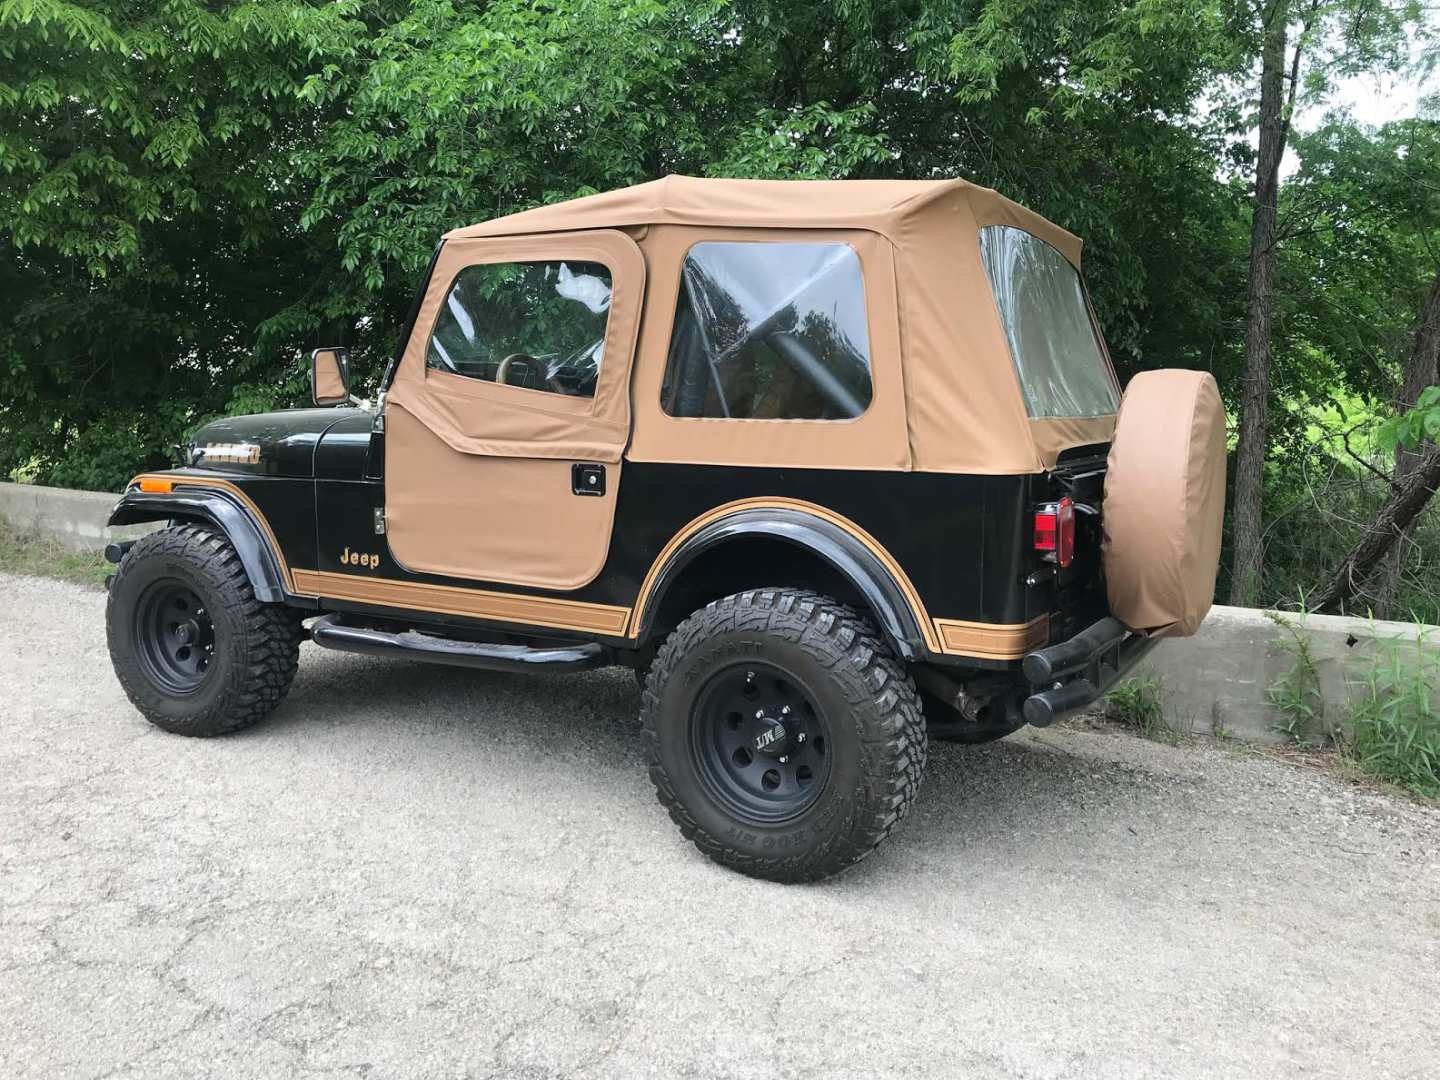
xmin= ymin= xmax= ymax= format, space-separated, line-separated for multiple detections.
xmin=979 ymin=225 xmax=1119 ymax=419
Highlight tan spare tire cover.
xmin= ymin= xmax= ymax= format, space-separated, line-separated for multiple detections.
xmin=1103 ymin=370 xmax=1227 ymax=638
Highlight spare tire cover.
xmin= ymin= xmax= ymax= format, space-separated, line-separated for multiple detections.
xmin=1103 ymin=370 xmax=1226 ymax=638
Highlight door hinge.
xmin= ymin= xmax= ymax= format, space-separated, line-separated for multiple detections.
xmin=373 ymin=506 xmax=387 ymax=535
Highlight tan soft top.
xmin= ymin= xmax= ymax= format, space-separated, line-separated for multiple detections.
xmin=447 ymin=175 xmax=1081 ymax=262
xmin=428 ymin=176 xmax=1116 ymax=474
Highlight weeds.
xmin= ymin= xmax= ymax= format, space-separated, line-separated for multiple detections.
xmin=0 ymin=523 xmax=111 ymax=589
xmin=1266 ymin=613 xmax=1338 ymax=747
xmin=1347 ymin=633 xmax=1440 ymax=798
xmin=1104 ymin=677 xmax=1184 ymax=743
xmin=1266 ymin=612 xmax=1438 ymax=799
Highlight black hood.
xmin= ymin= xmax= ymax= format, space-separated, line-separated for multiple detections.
xmin=185 ymin=407 xmax=368 ymax=478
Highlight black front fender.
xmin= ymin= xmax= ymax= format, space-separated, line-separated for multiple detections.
xmin=109 ymin=490 xmax=295 ymax=605
xmin=637 ymin=507 xmax=929 ymax=661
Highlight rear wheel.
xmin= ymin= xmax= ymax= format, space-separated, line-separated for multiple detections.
xmin=642 ymin=588 xmax=926 ymax=882
xmin=106 ymin=524 xmax=302 ymax=737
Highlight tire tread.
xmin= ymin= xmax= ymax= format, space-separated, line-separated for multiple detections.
xmin=107 ymin=524 xmax=301 ymax=737
xmin=641 ymin=587 xmax=926 ymax=882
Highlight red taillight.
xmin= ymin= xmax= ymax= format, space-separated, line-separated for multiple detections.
xmin=1034 ymin=496 xmax=1075 ymax=569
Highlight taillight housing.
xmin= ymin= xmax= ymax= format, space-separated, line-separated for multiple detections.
xmin=1034 ymin=496 xmax=1075 ymax=569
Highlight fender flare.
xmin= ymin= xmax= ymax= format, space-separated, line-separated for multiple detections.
xmin=108 ymin=489 xmax=293 ymax=605
xmin=633 ymin=507 xmax=929 ymax=660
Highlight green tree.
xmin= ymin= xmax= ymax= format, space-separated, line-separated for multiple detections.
xmin=1250 ymin=115 xmax=1440 ymax=616
xmin=1225 ymin=0 xmax=1422 ymax=605
xmin=0 ymin=0 xmax=367 ymax=487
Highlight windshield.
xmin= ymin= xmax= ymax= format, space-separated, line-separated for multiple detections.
xmin=979 ymin=225 xmax=1119 ymax=419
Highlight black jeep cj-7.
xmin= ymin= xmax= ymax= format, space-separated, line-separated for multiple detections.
xmin=104 ymin=177 xmax=1226 ymax=881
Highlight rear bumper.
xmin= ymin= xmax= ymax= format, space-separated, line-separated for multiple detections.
xmin=1020 ymin=616 xmax=1159 ymax=727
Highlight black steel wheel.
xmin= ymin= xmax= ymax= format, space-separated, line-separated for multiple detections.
xmin=691 ymin=662 xmax=834 ymax=824
xmin=643 ymin=588 xmax=926 ymax=882
xmin=107 ymin=524 xmax=302 ymax=737
xmin=132 ymin=580 xmax=216 ymax=693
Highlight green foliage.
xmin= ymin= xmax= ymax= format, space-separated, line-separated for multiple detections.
xmin=0 ymin=0 xmax=374 ymax=490
xmin=0 ymin=0 xmax=1433 ymax=521
xmin=1104 ymin=676 xmax=1182 ymax=742
xmin=1347 ymin=632 xmax=1440 ymax=797
xmin=0 ymin=0 xmax=1255 ymax=490
xmin=1266 ymin=612 xmax=1339 ymax=746
xmin=1263 ymin=616 xmax=1439 ymax=798
xmin=0 ymin=521 xmax=110 ymax=589
xmin=1213 ymin=112 xmax=1440 ymax=617
xmin=707 ymin=103 xmax=894 ymax=179
xmin=1376 ymin=386 xmax=1440 ymax=453
xmin=1238 ymin=440 xmax=1440 ymax=625
xmin=1272 ymin=117 xmax=1440 ymax=424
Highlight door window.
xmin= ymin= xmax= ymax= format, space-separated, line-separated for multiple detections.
xmin=426 ymin=260 xmax=612 ymax=399
xmin=660 ymin=242 xmax=873 ymax=420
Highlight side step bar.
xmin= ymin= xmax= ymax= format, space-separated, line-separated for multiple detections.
xmin=309 ymin=615 xmax=606 ymax=674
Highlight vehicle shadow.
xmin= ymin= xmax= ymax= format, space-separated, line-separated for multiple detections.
xmin=264 ymin=648 xmax=1191 ymax=877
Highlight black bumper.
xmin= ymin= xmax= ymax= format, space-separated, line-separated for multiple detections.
xmin=1021 ymin=616 xmax=1160 ymax=727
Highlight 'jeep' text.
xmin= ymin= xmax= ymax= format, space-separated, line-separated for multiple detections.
xmin=340 ymin=547 xmax=379 ymax=570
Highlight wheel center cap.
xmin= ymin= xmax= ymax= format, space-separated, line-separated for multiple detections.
xmin=175 ymin=620 xmax=198 ymax=644
xmin=752 ymin=716 xmax=790 ymax=757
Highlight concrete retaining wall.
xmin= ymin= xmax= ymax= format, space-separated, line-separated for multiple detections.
xmin=0 ymin=481 xmax=160 ymax=552
xmin=1134 ymin=606 xmax=1439 ymax=744
xmin=3 ymin=482 xmax=1434 ymax=746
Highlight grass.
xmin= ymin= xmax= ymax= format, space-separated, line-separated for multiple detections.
xmin=1103 ymin=676 xmax=1185 ymax=744
xmin=1266 ymin=612 xmax=1339 ymax=747
xmin=1346 ymin=634 xmax=1440 ymax=799
xmin=0 ymin=523 xmax=111 ymax=589
xmin=1265 ymin=614 xmax=1438 ymax=800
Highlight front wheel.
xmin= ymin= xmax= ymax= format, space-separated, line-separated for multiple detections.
xmin=642 ymin=588 xmax=926 ymax=882
xmin=106 ymin=524 xmax=302 ymax=737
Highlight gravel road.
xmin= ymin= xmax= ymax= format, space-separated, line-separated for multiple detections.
xmin=2 ymin=570 xmax=1438 ymax=1079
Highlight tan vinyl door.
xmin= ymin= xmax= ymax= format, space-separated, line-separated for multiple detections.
xmin=384 ymin=230 xmax=645 ymax=590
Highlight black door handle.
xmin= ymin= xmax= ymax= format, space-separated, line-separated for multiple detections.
xmin=572 ymin=463 xmax=606 ymax=496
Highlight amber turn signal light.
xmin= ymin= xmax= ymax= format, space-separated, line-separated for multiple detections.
xmin=137 ymin=477 xmax=174 ymax=494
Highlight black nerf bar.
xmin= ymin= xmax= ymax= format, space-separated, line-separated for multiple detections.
xmin=1021 ymin=620 xmax=1160 ymax=728
xmin=104 ymin=539 xmax=137 ymax=564
xmin=1022 ymin=615 xmax=1128 ymax=684
xmin=309 ymin=615 xmax=607 ymax=673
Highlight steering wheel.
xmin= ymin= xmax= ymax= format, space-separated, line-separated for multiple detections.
xmin=494 ymin=353 xmax=537 ymax=386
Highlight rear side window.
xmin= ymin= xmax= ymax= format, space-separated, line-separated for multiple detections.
xmin=426 ymin=260 xmax=612 ymax=399
xmin=660 ymin=242 xmax=872 ymax=420
xmin=979 ymin=226 xmax=1119 ymax=418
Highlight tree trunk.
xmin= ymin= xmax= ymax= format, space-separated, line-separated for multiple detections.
xmin=1227 ymin=0 xmax=1292 ymax=606
xmin=1308 ymin=441 xmax=1440 ymax=614
xmin=1365 ymin=267 xmax=1440 ymax=616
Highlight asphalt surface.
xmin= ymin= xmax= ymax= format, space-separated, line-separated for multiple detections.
xmin=3 ymin=570 xmax=1438 ymax=1079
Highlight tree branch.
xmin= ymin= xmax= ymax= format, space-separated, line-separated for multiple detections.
xmin=1308 ymin=441 xmax=1440 ymax=613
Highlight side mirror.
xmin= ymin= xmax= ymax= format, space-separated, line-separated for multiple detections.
xmin=311 ymin=347 xmax=351 ymax=406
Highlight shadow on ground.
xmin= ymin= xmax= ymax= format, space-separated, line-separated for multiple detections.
xmin=261 ymin=645 xmax=1206 ymax=879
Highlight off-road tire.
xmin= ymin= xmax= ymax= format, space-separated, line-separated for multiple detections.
xmin=106 ymin=524 xmax=302 ymax=737
xmin=642 ymin=588 xmax=926 ymax=882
